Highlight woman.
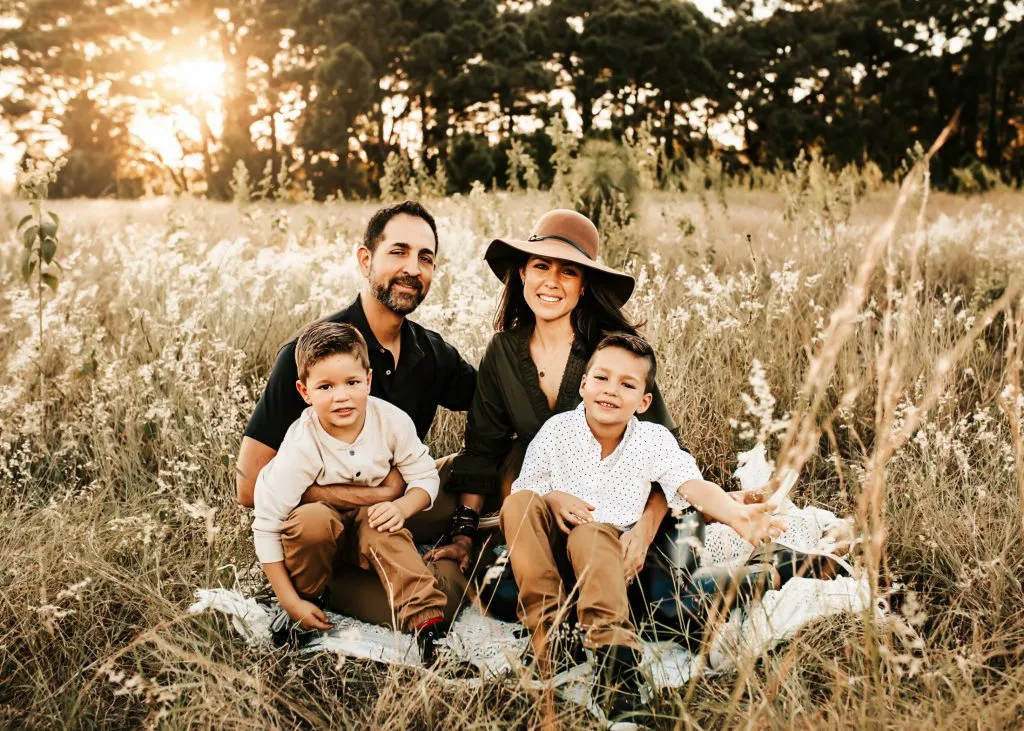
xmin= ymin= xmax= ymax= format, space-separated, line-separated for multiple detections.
xmin=425 ymin=209 xmax=766 ymax=645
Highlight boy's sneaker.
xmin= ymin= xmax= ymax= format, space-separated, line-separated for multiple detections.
xmin=593 ymin=644 xmax=645 ymax=722
xmin=518 ymin=623 xmax=589 ymax=685
xmin=548 ymin=622 xmax=589 ymax=680
xmin=269 ymin=588 xmax=330 ymax=650
xmin=415 ymin=617 xmax=445 ymax=667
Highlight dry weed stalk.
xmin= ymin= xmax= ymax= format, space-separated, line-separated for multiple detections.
xmin=999 ymin=304 xmax=1024 ymax=534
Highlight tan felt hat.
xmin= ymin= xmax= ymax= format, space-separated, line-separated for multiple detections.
xmin=484 ymin=209 xmax=635 ymax=306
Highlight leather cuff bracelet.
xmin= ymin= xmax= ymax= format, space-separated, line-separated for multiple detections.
xmin=445 ymin=505 xmax=480 ymax=543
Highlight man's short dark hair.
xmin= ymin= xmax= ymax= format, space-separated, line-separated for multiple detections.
xmin=295 ymin=322 xmax=370 ymax=382
xmin=587 ymin=332 xmax=657 ymax=392
xmin=362 ymin=200 xmax=439 ymax=254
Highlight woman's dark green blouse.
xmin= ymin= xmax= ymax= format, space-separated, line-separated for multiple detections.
xmin=448 ymin=326 xmax=681 ymax=495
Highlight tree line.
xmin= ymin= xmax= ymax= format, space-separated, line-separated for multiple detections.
xmin=3 ymin=0 xmax=1022 ymax=199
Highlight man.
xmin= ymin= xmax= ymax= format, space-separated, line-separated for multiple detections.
xmin=237 ymin=200 xmax=477 ymax=628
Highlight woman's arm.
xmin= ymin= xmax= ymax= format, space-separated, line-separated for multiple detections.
xmin=637 ymin=381 xmax=682 ymax=444
xmin=620 ymin=489 xmax=669 ymax=579
xmin=447 ymin=337 xmax=516 ymax=497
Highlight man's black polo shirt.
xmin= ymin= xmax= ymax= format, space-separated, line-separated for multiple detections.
xmin=244 ymin=295 xmax=477 ymax=451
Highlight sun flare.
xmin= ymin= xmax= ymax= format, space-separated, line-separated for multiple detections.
xmin=127 ymin=57 xmax=227 ymax=165
xmin=160 ymin=58 xmax=227 ymax=100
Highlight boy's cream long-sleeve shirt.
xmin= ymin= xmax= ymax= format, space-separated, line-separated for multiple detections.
xmin=252 ymin=396 xmax=439 ymax=564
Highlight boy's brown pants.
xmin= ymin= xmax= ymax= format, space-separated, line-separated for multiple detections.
xmin=500 ymin=490 xmax=639 ymax=658
xmin=281 ymin=503 xmax=446 ymax=631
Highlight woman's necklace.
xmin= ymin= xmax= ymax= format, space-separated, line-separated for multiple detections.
xmin=532 ymin=339 xmax=570 ymax=379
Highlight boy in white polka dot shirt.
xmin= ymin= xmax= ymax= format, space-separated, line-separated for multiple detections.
xmin=500 ymin=332 xmax=784 ymax=715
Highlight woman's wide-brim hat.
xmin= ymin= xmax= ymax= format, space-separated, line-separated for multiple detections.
xmin=484 ymin=209 xmax=635 ymax=306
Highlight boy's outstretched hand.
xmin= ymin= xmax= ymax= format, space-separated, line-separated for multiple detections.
xmin=731 ymin=502 xmax=787 ymax=546
xmin=368 ymin=501 xmax=406 ymax=532
xmin=543 ymin=491 xmax=596 ymax=534
xmin=285 ymin=598 xmax=333 ymax=631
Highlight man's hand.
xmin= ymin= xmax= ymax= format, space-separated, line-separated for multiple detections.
xmin=424 ymin=535 xmax=473 ymax=573
xmin=619 ymin=527 xmax=653 ymax=581
xmin=368 ymin=501 xmax=407 ymax=532
xmin=284 ymin=598 xmax=333 ymax=631
xmin=543 ymin=491 xmax=596 ymax=534
xmin=730 ymin=503 xmax=787 ymax=546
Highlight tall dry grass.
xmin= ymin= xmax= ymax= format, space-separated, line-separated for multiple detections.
xmin=1 ymin=164 xmax=1023 ymax=728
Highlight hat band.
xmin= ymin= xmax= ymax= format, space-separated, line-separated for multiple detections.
xmin=527 ymin=233 xmax=594 ymax=261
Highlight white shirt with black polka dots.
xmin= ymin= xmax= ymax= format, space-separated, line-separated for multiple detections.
xmin=511 ymin=404 xmax=703 ymax=529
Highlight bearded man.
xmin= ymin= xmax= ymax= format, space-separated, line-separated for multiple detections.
xmin=236 ymin=200 xmax=476 ymax=628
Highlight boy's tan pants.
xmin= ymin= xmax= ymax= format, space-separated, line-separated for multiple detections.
xmin=500 ymin=490 xmax=639 ymax=657
xmin=281 ymin=503 xmax=446 ymax=631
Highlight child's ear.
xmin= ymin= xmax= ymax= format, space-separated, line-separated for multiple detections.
xmin=519 ymin=265 xmax=526 ymax=283
xmin=635 ymin=392 xmax=654 ymax=414
xmin=365 ymin=369 xmax=373 ymax=391
xmin=296 ymin=379 xmax=313 ymax=406
xmin=579 ymin=373 xmax=587 ymax=398
xmin=357 ymin=245 xmax=372 ymax=278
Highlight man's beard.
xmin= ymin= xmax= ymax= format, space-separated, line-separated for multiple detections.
xmin=368 ymin=268 xmax=426 ymax=316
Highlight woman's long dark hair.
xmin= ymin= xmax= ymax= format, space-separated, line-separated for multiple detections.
xmin=492 ymin=253 xmax=643 ymax=353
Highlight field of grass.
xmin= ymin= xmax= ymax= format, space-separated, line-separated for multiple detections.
xmin=1 ymin=173 xmax=1023 ymax=728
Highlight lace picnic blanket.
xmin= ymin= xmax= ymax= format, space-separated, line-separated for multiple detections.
xmin=190 ymin=571 xmax=875 ymax=687
xmin=192 ymin=445 xmax=877 ymax=710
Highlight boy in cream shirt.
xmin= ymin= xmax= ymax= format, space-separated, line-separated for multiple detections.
xmin=252 ymin=321 xmax=448 ymax=662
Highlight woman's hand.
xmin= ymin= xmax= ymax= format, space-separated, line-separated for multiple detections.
xmin=543 ymin=490 xmax=596 ymax=533
xmin=424 ymin=535 xmax=474 ymax=573
xmin=727 ymin=487 xmax=768 ymax=505
xmin=619 ymin=525 xmax=653 ymax=581
xmin=284 ymin=597 xmax=333 ymax=631
xmin=729 ymin=502 xmax=787 ymax=546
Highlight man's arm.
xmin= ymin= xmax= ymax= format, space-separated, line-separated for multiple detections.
xmin=300 ymin=468 xmax=405 ymax=509
xmin=437 ymin=340 xmax=477 ymax=412
xmin=237 ymin=436 xmax=277 ymax=508
xmin=237 ymin=436 xmax=404 ymax=509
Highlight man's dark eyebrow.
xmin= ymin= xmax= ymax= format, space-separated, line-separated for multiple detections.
xmin=388 ymin=241 xmax=436 ymax=256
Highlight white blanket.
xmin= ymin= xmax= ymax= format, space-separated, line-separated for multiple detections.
xmin=189 ymin=573 xmax=877 ymax=685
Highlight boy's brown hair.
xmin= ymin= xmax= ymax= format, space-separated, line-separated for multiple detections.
xmin=586 ymin=331 xmax=657 ymax=392
xmin=294 ymin=322 xmax=370 ymax=381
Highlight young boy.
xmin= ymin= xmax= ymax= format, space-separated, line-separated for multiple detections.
xmin=252 ymin=321 xmax=449 ymax=663
xmin=500 ymin=332 xmax=785 ymax=715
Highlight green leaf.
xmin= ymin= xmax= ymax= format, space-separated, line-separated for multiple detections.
xmin=47 ymin=210 xmax=59 ymax=227
xmin=21 ymin=249 xmax=37 ymax=281
xmin=41 ymin=236 xmax=57 ymax=264
xmin=16 ymin=214 xmax=32 ymax=231
xmin=40 ymin=220 xmax=57 ymax=239
xmin=77 ymin=351 xmax=98 ymax=377
xmin=40 ymin=272 xmax=58 ymax=292
xmin=143 ymin=420 xmax=158 ymax=440
xmin=22 ymin=225 xmax=38 ymax=249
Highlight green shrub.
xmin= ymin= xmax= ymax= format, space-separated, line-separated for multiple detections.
xmin=571 ymin=139 xmax=638 ymax=226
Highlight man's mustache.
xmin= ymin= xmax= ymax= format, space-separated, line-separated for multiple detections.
xmin=389 ymin=276 xmax=423 ymax=294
